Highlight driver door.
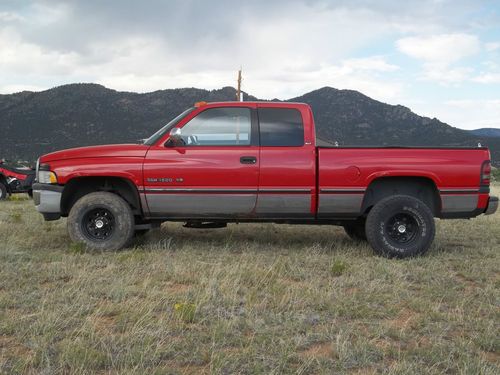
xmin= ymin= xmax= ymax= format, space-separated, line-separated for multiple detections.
xmin=143 ymin=105 xmax=260 ymax=218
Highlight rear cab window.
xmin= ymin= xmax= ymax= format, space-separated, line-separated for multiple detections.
xmin=258 ymin=108 xmax=304 ymax=147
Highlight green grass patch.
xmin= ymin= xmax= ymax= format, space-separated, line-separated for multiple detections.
xmin=330 ymin=258 xmax=348 ymax=276
xmin=0 ymin=186 xmax=499 ymax=373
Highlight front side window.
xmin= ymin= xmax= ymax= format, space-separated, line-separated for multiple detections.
xmin=258 ymin=108 xmax=304 ymax=147
xmin=180 ymin=107 xmax=252 ymax=146
xmin=144 ymin=108 xmax=195 ymax=145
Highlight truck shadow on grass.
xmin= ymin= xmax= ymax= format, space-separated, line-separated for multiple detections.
xmin=113 ymin=218 xmax=496 ymax=258
xmin=128 ymin=223 xmax=375 ymax=256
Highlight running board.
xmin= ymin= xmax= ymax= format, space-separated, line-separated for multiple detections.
xmin=183 ymin=221 xmax=227 ymax=229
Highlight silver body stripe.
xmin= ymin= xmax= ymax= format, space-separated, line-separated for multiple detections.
xmin=144 ymin=188 xmax=257 ymax=193
xmin=320 ymin=188 xmax=365 ymax=193
xmin=259 ymin=188 xmax=311 ymax=193
xmin=439 ymin=189 xmax=479 ymax=193
xmin=143 ymin=188 xmax=311 ymax=194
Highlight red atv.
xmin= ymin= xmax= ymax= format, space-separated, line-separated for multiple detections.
xmin=0 ymin=160 xmax=35 ymax=200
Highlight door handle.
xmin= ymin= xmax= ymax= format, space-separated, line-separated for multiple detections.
xmin=240 ymin=156 xmax=257 ymax=164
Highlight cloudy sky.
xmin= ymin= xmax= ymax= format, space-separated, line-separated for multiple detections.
xmin=1 ymin=0 xmax=499 ymax=130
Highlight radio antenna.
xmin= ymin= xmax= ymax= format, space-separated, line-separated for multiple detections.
xmin=236 ymin=68 xmax=243 ymax=101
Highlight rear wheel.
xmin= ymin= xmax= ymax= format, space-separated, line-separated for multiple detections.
xmin=343 ymin=218 xmax=367 ymax=241
xmin=0 ymin=182 xmax=7 ymax=200
xmin=365 ymin=195 xmax=435 ymax=258
xmin=67 ymin=192 xmax=134 ymax=251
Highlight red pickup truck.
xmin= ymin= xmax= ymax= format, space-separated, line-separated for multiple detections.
xmin=33 ymin=101 xmax=498 ymax=257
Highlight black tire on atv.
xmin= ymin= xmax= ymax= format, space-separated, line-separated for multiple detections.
xmin=67 ymin=192 xmax=134 ymax=251
xmin=343 ymin=218 xmax=367 ymax=241
xmin=365 ymin=195 xmax=435 ymax=258
xmin=0 ymin=182 xmax=7 ymax=200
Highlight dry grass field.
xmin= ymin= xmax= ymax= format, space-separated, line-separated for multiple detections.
xmin=0 ymin=186 xmax=499 ymax=374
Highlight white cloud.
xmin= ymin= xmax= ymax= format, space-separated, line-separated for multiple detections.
xmin=396 ymin=33 xmax=480 ymax=64
xmin=0 ymin=29 xmax=81 ymax=76
xmin=420 ymin=63 xmax=474 ymax=84
xmin=485 ymin=42 xmax=500 ymax=52
xmin=396 ymin=33 xmax=484 ymax=84
xmin=341 ymin=56 xmax=400 ymax=72
xmin=97 ymin=58 xmax=404 ymax=103
xmin=445 ymin=99 xmax=500 ymax=108
xmin=472 ymin=73 xmax=500 ymax=84
xmin=0 ymin=0 xmax=497 ymax=130
xmin=0 ymin=2 xmax=405 ymax=102
xmin=0 ymin=83 xmax=45 ymax=93
xmin=413 ymin=99 xmax=500 ymax=130
xmin=0 ymin=11 xmax=24 ymax=22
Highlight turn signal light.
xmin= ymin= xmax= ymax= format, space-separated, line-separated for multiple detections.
xmin=194 ymin=101 xmax=207 ymax=108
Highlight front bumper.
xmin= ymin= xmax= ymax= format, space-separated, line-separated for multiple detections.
xmin=485 ymin=196 xmax=498 ymax=215
xmin=32 ymin=183 xmax=64 ymax=220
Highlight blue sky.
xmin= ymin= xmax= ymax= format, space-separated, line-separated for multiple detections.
xmin=0 ymin=0 xmax=499 ymax=130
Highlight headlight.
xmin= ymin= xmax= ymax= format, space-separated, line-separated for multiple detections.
xmin=38 ymin=164 xmax=58 ymax=184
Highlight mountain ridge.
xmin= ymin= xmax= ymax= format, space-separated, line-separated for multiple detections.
xmin=0 ymin=83 xmax=498 ymax=165
xmin=470 ymin=128 xmax=500 ymax=138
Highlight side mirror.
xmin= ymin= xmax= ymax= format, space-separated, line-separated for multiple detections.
xmin=165 ymin=128 xmax=182 ymax=147
xmin=170 ymin=127 xmax=182 ymax=140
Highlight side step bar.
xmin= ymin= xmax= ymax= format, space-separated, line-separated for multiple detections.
xmin=183 ymin=221 xmax=228 ymax=229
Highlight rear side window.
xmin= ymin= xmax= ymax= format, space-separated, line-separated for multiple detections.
xmin=258 ymin=108 xmax=304 ymax=147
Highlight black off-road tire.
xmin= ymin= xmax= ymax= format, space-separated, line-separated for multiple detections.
xmin=365 ymin=195 xmax=435 ymax=258
xmin=0 ymin=182 xmax=7 ymax=200
xmin=343 ymin=218 xmax=367 ymax=241
xmin=67 ymin=192 xmax=134 ymax=251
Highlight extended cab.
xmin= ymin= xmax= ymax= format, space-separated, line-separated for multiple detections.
xmin=33 ymin=102 xmax=498 ymax=257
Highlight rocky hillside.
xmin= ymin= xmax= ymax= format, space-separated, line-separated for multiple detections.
xmin=470 ymin=128 xmax=500 ymax=138
xmin=0 ymin=84 xmax=498 ymax=165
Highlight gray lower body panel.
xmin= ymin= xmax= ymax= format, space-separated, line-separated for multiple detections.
xmin=440 ymin=194 xmax=478 ymax=213
xmin=318 ymin=193 xmax=363 ymax=215
xmin=255 ymin=194 xmax=311 ymax=215
xmin=146 ymin=193 xmax=257 ymax=217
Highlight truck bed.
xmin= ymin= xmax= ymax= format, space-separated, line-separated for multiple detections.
xmin=317 ymin=147 xmax=491 ymax=217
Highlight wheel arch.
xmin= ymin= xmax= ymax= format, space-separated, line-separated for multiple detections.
xmin=361 ymin=176 xmax=441 ymax=216
xmin=60 ymin=176 xmax=142 ymax=216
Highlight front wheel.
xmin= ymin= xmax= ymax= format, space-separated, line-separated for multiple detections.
xmin=67 ymin=192 xmax=135 ymax=251
xmin=365 ymin=195 xmax=435 ymax=258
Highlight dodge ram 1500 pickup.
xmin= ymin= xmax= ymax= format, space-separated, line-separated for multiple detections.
xmin=33 ymin=101 xmax=498 ymax=257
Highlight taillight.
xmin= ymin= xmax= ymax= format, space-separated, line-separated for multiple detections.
xmin=481 ymin=161 xmax=491 ymax=185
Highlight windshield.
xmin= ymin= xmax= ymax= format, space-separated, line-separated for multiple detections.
xmin=143 ymin=107 xmax=195 ymax=145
